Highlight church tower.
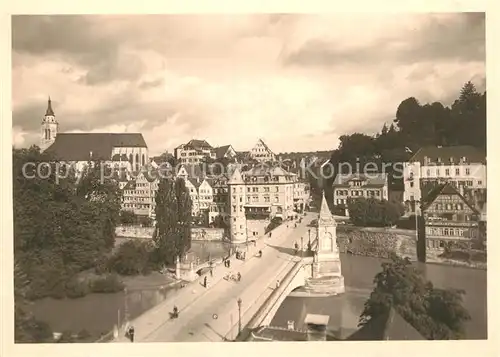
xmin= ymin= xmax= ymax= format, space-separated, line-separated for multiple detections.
xmin=307 ymin=192 xmax=345 ymax=295
xmin=228 ymin=166 xmax=247 ymax=243
xmin=40 ymin=97 xmax=58 ymax=152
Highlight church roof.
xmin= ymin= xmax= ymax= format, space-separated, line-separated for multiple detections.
xmin=347 ymin=307 xmax=425 ymax=340
xmin=45 ymin=133 xmax=147 ymax=162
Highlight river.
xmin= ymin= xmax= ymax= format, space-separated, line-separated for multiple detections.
xmin=27 ymin=246 xmax=486 ymax=341
xmin=270 ymin=254 xmax=487 ymax=340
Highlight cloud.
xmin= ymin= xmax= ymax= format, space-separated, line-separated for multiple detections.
xmin=283 ymin=13 xmax=485 ymax=67
xmin=11 ymin=14 xmax=485 ymax=155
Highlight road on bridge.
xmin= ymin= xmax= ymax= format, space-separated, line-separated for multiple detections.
xmin=120 ymin=213 xmax=317 ymax=343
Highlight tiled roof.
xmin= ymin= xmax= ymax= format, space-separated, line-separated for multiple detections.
xmin=243 ymin=166 xmax=292 ymax=177
xmin=256 ymin=139 xmax=274 ymax=155
xmin=45 ymin=133 xmax=147 ymax=162
xmin=409 ymin=145 xmax=485 ymax=164
xmin=332 ymin=173 xmax=387 ymax=187
xmin=185 ymin=139 xmax=212 ymax=150
xmin=213 ymin=145 xmax=232 ymax=159
xmin=421 ymin=182 xmax=479 ymax=213
xmin=123 ymin=180 xmax=136 ymax=190
xmin=347 ymin=307 xmax=425 ymax=340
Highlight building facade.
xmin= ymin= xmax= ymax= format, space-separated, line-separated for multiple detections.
xmin=403 ymin=145 xmax=486 ymax=213
xmin=249 ymin=139 xmax=276 ymax=162
xmin=332 ymin=173 xmax=389 ymax=206
xmin=421 ymin=183 xmax=481 ymax=252
xmin=174 ymin=139 xmax=215 ymax=164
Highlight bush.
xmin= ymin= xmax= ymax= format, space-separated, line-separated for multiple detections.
xmin=108 ymin=240 xmax=152 ymax=275
xmin=347 ymin=197 xmax=404 ymax=227
xmin=65 ymin=278 xmax=90 ymax=299
xmin=90 ymin=274 xmax=125 ymax=293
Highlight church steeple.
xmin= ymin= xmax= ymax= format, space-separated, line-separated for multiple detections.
xmin=318 ymin=191 xmax=336 ymax=226
xmin=40 ymin=96 xmax=58 ymax=152
xmin=45 ymin=96 xmax=55 ymax=117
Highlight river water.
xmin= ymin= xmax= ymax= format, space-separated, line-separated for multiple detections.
xmin=270 ymin=254 xmax=487 ymax=340
xmin=27 ymin=244 xmax=486 ymax=341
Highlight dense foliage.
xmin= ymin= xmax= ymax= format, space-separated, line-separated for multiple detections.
xmin=325 ymin=82 xmax=486 ymax=196
xmin=347 ymin=197 xmax=405 ymax=227
xmin=13 ymin=147 xmax=122 ymax=300
xmin=108 ymin=240 xmax=154 ymax=275
xmin=153 ymin=177 xmax=192 ymax=265
xmin=360 ymin=253 xmax=471 ymax=339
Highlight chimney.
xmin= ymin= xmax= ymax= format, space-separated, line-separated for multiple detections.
xmin=89 ymin=151 xmax=93 ymax=158
xmin=423 ymin=156 xmax=429 ymax=165
xmin=287 ymin=320 xmax=295 ymax=330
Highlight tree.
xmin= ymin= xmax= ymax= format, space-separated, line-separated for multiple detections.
xmin=360 ymin=253 xmax=470 ymax=339
xmin=153 ymin=178 xmax=192 ymax=265
xmin=108 ymin=240 xmax=153 ymax=275
xmin=119 ymin=210 xmax=137 ymax=225
xmin=76 ymin=160 xmax=122 ymax=249
xmin=347 ymin=198 xmax=404 ymax=227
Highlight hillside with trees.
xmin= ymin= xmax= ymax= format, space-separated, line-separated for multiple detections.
xmin=323 ymin=81 xmax=486 ymax=199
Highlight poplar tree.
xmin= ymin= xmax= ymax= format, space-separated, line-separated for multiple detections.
xmin=154 ymin=177 xmax=192 ymax=264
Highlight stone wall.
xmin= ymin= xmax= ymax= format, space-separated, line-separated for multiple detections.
xmin=115 ymin=226 xmax=226 ymax=241
xmin=115 ymin=226 xmax=155 ymax=239
xmin=336 ymin=226 xmax=416 ymax=260
xmin=191 ymin=227 xmax=225 ymax=241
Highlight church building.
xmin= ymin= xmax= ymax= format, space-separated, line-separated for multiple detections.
xmin=39 ymin=97 xmax=148 ymax=172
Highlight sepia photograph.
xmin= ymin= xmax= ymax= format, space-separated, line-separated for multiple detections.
xmin=8 ymin=11 xmax=487 ymax=347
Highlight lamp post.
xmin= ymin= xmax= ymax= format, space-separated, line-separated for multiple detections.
xmin=237 ymin=298 xmax=242 ymax=335
xmin=301 ymin=236 xmax=304 ymax=257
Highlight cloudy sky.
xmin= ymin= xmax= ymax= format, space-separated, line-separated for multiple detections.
xmin=11 ymin=13 xmax=485 ymax=155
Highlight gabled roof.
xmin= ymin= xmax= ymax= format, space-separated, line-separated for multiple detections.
xmin=255 ymin=138 xmax=274 ymax=154
xmin=45 ymin=133 xmax=147 ymax=162
xmin=347 ymin=307 xmax=425 ymax=340
xmin=213 ymin=145 xmax=233 ymax=159
xmin=420 ymin=182 xmax=479 ymax=213
xmin=409 ymin=145 xmax=485 ymax=165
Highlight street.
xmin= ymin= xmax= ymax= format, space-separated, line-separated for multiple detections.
xmin=136 ymin=214 xmax=316 ymax=342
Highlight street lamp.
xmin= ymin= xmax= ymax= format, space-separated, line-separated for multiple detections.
xmin=237 ymin=298 xmax=242 ymax=335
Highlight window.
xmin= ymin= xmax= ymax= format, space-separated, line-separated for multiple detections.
xmin=247 ymin=187 xmax=251 ymax=192
xmin=445 ymin=169 xmax=450 ymax=176
xmin=436 ymin=169 xmax=440 ymax=176
xmin=455 ymin=168 xmax=460 ymax=175
xmin=239 ymin=197 xmax=242 ymax=202
xmin=444 ymin=228 xmax=449 ymax=236
xmin=465 ymin=168 xmax=470 ymax=175
xmin=410 ymin=182 xmax=414 ymax=188
xmin=478 ymin=180 xmax=482 ymax=185
xmin=467 ymin=180 xmax=473 ymax=186
xmin=274 ymin=196 xmax=279 ymax=203
xmin=275 ymin=186 xmax=279 ymax=192
xmin=233 ymin=205 xmax=236 ymax=213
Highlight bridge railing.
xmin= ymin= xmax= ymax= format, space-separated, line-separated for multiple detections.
xmin=242 ymin=259 xmax=304 ymax=336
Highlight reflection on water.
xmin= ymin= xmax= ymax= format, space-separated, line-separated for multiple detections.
xmin=27 ymin=247 xmax=487 ymax=340
xmin=27 ymin=240 xmax=231 ymax=340
xmin=271 ymin=254 xmax=487 ymax=339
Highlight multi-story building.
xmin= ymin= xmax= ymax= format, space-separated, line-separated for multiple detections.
xmin=174 ymin=139 xmax=215 ymax=164
xmin=121 ymin=170 xmax=157 ymax=217
xmin=403 ymin=145 xmax=486 ymax=213
xmin=213 ymin=145 xmax=237 ymax=161
xmin=249 ymin=138 xmax=276 ymax=162
xmin=227 ymin=165 xmax=309 ymax=242
xmin=421 ymin=182 xmax=481 ymax=252
xmin=40 ymin=98 xmax=149 ymax=172
xmin=207 ymin=175 xmax=230 ymax=224
xmin=293 ymin=181 xmax=311 ymax=212
xmin=332 ymin=173 xmax=389 ymax=206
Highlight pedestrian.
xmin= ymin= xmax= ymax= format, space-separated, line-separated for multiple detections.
xmin=210 ymin=267 xmax=213 ymax=277
xmin=204 ymin=276 xmax=208 ymax=288
xmin=227 ymin=259 xmax=231 ymax=268
xmin=276 ymin=280 xmax=280 ymax=289
xmin=128 ymin=325 xmax=135 ymax=343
